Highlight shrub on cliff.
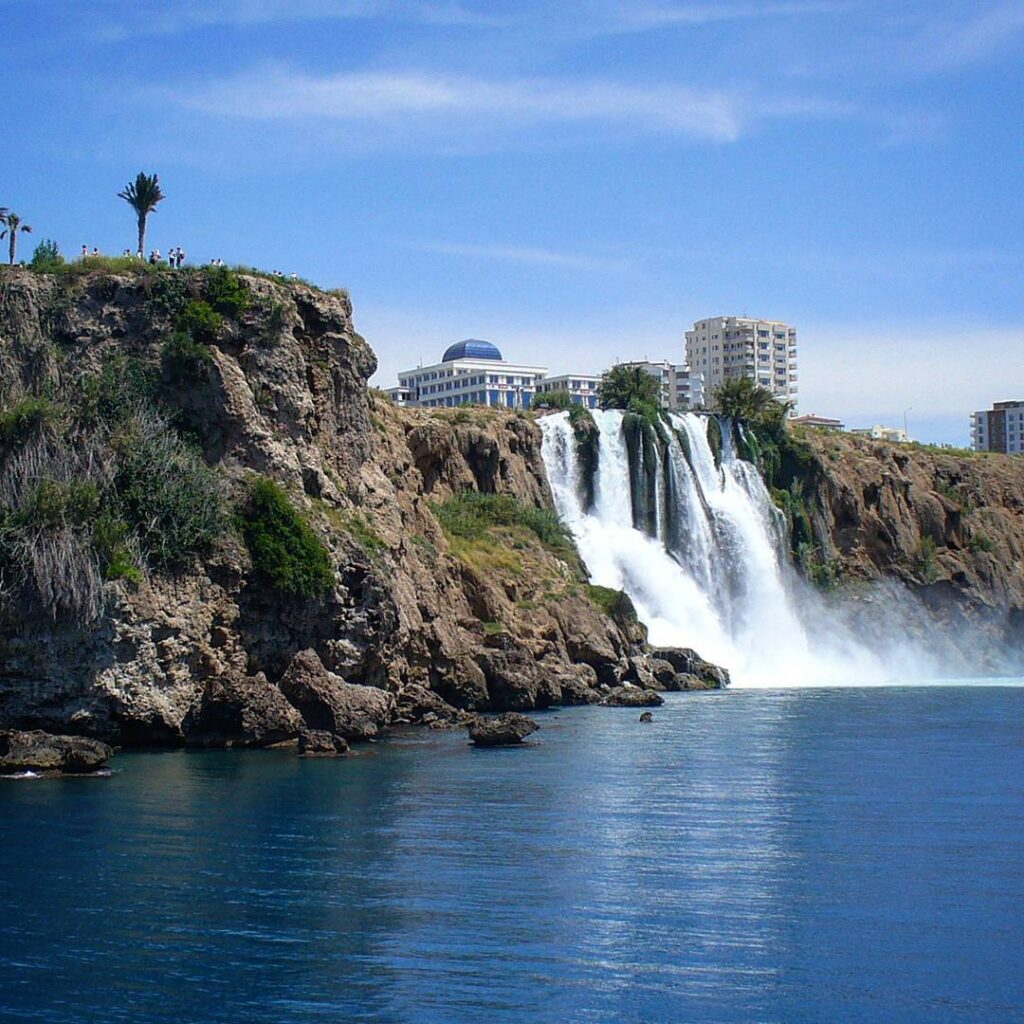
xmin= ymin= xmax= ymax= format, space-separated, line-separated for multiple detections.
xmin=236 ymin=478 xmax=334 ymax=599
xmin=433 ymin=491 xmax=572 ymax=555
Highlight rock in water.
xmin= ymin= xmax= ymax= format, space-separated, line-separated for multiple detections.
xmin=600 ymin=686 xmax=664 ymax=707
xmin=467 ymin=712 xmax=539 ymax=747
xmin=279 ymin=649 xmax=395 ymax=741
xmin=0 ymin=730 xmax=114 ymax=774
xmin=186 ymin=671 xmax=303 ymax=747
xmin=298 ymin=729 xmax=349 ymax=757
xmin=639 ymin=711 xmax=654 ymax=722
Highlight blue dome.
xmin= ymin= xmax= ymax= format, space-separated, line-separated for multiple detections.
xmin=442 ymin=339 xmax=503 ymax=362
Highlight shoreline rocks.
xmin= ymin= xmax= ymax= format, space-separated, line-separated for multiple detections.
xmin=0 ymin=730 xmax=114 ymax=775
xmin=600 ymin=686 xmax=664 ymax=708
xmin=467 ymin=712 xmax=539 ymax=747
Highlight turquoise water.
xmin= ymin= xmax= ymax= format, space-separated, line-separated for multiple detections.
xmin=2 ymin=687 xmax=1024 ymax=1023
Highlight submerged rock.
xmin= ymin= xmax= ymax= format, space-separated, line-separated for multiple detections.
xmin=639 ymin=711 xmax=654 ymax=723
xmin=0 ymin=730 xmax=113 ymax=774
xmin=467 ymin=712 xmax=539 ymax=747
xmin=600 ymin=686 xmax=664 ymax=708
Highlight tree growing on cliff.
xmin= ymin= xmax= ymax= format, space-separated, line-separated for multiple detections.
xmin=0 ymin=210 xmax=33 ymax=265
xmin=712 ymin=377 xmax=791 ymax=428
xmin=597 ymin=365 xmax=662 ymax=416
xmin=118 ymin=172 xmax=165 ymax=256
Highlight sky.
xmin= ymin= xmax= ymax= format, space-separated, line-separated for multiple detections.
xmin=4 ymin=0 xmax=1023 ymax=444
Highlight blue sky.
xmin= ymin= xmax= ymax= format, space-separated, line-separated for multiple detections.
xmin=5 ymin=0 xmax=1023 ymax=443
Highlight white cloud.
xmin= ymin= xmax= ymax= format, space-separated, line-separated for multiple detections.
xmin=410 ymin=240 xmax=633 ymax=272
xmin=592 ymin=0 xmax=851 ymax=33
xmin=913 ymin=1 xmax=1024 ymax=71
xmin=93 ymin=0 xmax=501 ymax=40
xmin=173 ymin=66 xmax=856 ymax=147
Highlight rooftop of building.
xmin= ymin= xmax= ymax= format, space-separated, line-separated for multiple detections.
xmin=441 ymin=339 xmax=503 ymax=362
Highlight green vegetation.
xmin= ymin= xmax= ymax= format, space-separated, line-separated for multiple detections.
xmin=597 ymin=364 xmax=662 ymax=423
xmin=914 ymin=535 xmax=941 ymax=581
xmin=433 ymin=491 xmax=573 ymax=555
xmin=537 ymin=389 xmax=574 ymax=410
xmin=0 ymin=397 xmax=62 ymax=444
xmin=117 ymin=171 xmax=165 ymax=256
xmin=706 ymin=415 xmax=723 ymax=468
xmin=967 ymin=531 xmax=996 ymax=554
xmin=162 ymin=331 xmax=214 ymax=384
xmin=0 ymin=371 xmax=224 ymax=621
xmin=0 ymin=210 xmax=32 ymax=265
xmin=203 ymin=265 xmax=250 ymax=318
xmin=236 ymin=478 xmax=334 ymax=599
xmin=29 ymin=238 xmax=63 ymax=271
xmin=711 ymin=377 xmax=791 ymax=428
xmin=796 ymin=542 xmax=843 ymax=591
xmin=482 ymin=620 xmax=505 ymax=636
xmin=177 ymin=300 xmax=222 ymax=343
xmin=585 ymin=583 xmax=637 ymax=622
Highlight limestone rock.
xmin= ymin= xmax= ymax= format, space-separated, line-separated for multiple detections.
xmin=279 ymin=648 xmax=395 ymax=741
xmin=0 ymin=730 xmax=114 ymax=774
xmin=651 ymin=647 xmax=730 ymax=689
xmin=298 ymin=729 xmax=349 ymax=757
xmin=467 ymin=712 xmax=539 ymax=747
xmin=185 ymin=671 xmax=302 ymax=747
xmin=600 ymin=686 xmax=665 ymax=708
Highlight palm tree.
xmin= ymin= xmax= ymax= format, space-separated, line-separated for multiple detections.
xmin=712 ymin=376 xmax=792 ymax=427
xmin=118 ymin=172 xmax=165 ymax=256
xmin=597 ymin=364 xmax=663 ymax=412
xmin=0 ymin=210 xmax=33 ymax=265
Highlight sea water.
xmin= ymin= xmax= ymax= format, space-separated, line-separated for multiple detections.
xmin=2 ymin=686 xmax=1023 ymax=1023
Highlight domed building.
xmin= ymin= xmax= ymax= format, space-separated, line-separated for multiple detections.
xmin=388 ymin=339 xmax=549 ymax=410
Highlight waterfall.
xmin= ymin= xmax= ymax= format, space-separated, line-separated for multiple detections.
xmin=540 ymin=410 xmax=944 ymax=687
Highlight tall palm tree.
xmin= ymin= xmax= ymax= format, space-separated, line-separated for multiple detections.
xmin=118 ymin=172 xmax=165 ymax=256
xmin=0 ymin=210 xmax=32 ymax=265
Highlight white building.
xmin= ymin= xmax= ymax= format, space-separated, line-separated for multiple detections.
xmin=685 ymin=316 xmax=797 ymax=410
xmin=391 ymin=340 xmax=547 ymax=409
xmin=617 ymin=360 xmax=705 ymax=412
xmin=850 ymin=425 xmax=910 ymax=443
xmin=971 ymin=400 xmax=1024 ymax=454
xmin=534 ymin=373 xmax=601 ymax=409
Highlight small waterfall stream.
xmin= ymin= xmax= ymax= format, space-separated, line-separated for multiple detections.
xmin=540 ymin=410 xmax=932 ymax=687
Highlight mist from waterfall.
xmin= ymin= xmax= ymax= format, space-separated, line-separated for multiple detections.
xmin=540 ymin=409 xmax=951 ymax=688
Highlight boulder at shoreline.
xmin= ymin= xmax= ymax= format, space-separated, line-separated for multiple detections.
xmin=0 ymin=730 xmax=114 ymax=775
xmin=467 ymin=712 xmax=539 ymax=747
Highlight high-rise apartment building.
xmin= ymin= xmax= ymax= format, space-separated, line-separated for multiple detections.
xmin=684 ymin=317 xmax=797 ymax=410
xmin=970 ymin=400 xmax=1024 ymax=454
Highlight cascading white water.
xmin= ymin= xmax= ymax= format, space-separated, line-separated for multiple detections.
xmin=540 ymin=410 xmax=940 ymax=687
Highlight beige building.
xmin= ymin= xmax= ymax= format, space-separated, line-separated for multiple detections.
xmin=685 ymin=316 xmax=797 ymax=410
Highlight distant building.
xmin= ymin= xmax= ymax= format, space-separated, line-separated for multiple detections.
xmin=791 ymin=413 xmax=844 ymax=431
xmin=971 ymin=400 xmax=1024 ymax=454
xmin=850 ymin=425 xmax=910 ymax=443
xmin=616 ymin=360 xmax=705 ymax=411
xmin=534 ymin=373 xmax=601 ymax=409
xmin=685 ymin=316 xmax=797 ymax=411
xmin=392 ymin=339 xmax=547 ymax=409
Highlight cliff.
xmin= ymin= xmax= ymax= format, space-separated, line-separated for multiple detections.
xmin=0 ymin=266 xmax=652 ymax=746
xmin=777 ymin=428 xmax=1024 ymax=655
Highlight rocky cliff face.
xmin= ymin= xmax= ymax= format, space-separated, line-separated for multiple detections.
xmin=794 ymin=431 xmax=1024 ymax=655
xmin=0 ymin=267 xmax=648 ymax=745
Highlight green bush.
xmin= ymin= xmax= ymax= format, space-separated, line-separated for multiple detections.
xmin=585 ymin=583 xmax=637 ymax=621
xmin=111 ymin=415 xmax=224 ymax=568
xmin=162 ymin=331 xmax=214 ymax=384
xmin=0 ymin=397 xmax=63 ymax=445
xmin=237 ymin=478 xmax=334 ymax=599
xmin=204 ymin=266 xmax=250 ymax=318
xmin=29 ymin=239 xmax=64 ymax=271
xmin=93 ymin=515 xmax=142 ymax=583
xmin=433 ymin=491 xmax=573 ymax=554
xmin=176 ymin=300 xmax=222 ymax=343
xmin=967 ymin=531 xmax=996 ymax=554
xmin=538 ymin=390 xmax=574 ymax=410
xmin=77 ymin=356 xmax=157 ymax=428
